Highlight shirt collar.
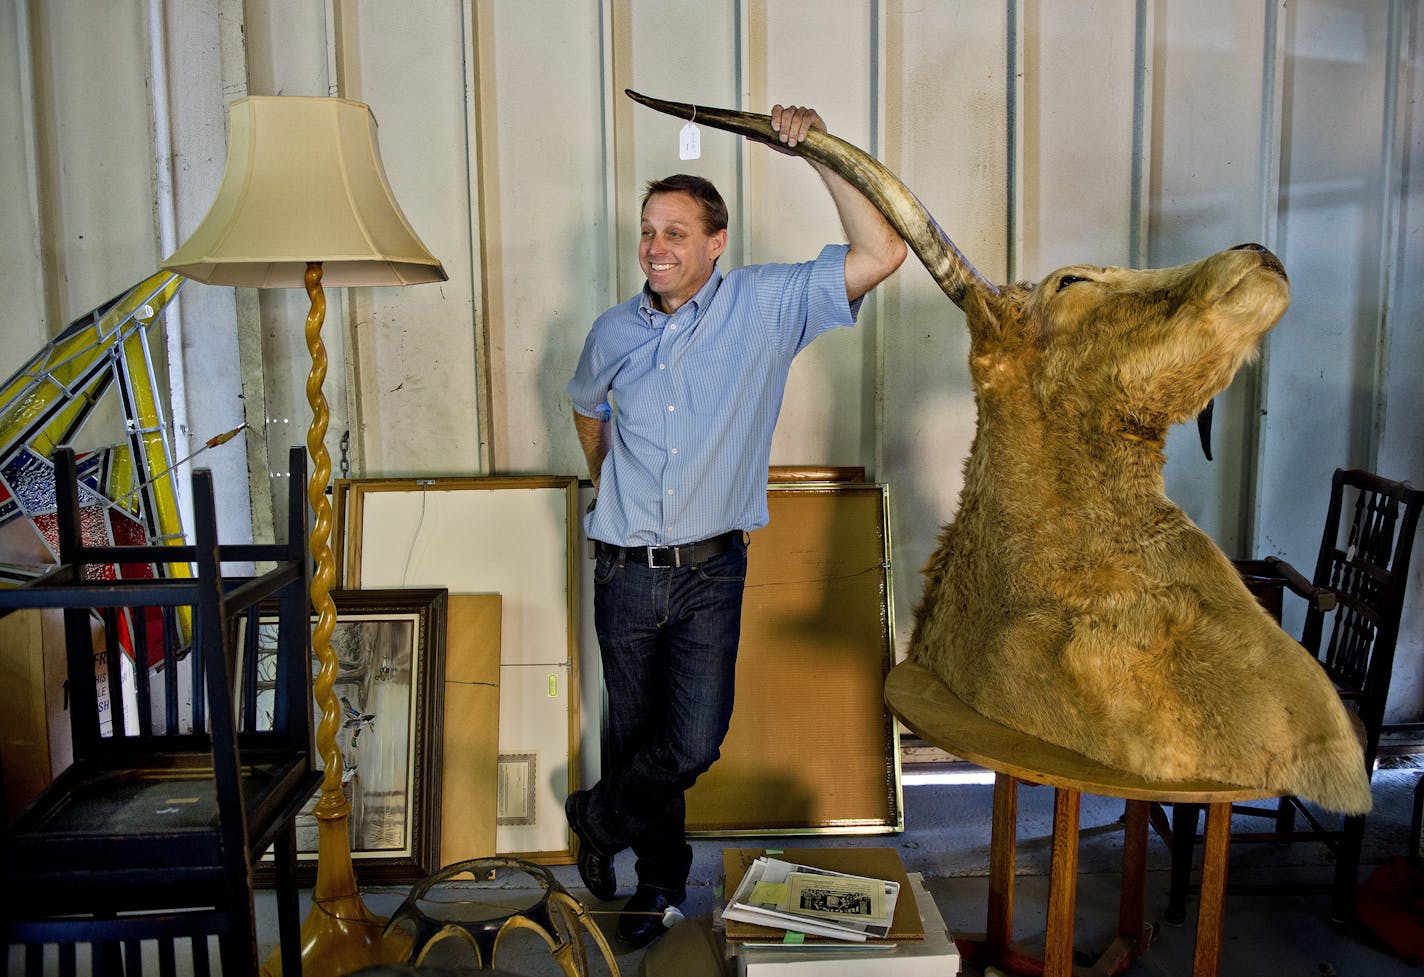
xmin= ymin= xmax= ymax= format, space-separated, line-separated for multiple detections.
xmin=639 ymin=266 xmax=724 ymax=326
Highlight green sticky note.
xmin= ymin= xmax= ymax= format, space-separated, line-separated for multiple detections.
xmin=783 ymin=931 xmax=805 ymax=945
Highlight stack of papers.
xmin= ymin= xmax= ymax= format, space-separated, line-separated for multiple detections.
xmin=735 ymin=873 xmax=960 ymax=977
xmin=723 ymin=855 xmax=900 ymax=942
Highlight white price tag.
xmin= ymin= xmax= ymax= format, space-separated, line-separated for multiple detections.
xmin=679 ymin=121 xmax=701 ymax=160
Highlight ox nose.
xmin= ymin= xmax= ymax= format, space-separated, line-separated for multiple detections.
xmin=1231 ymin=242 xmax=1288 ymax=281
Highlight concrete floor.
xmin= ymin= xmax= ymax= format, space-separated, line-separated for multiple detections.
xmin=13 ymin=763 xmax=1420 ymax=975
xmin=278 ymin=761 xmax=1423 ymax=977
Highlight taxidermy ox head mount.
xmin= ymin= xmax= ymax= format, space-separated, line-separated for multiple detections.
xmin=628 ymin=91 xmax=1371 ymax=814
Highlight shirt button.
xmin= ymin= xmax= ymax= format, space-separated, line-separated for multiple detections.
xmin=659 ymin=363 xmax=666 ymax=370
xmin=671 ymin=448 xmax=678 ymax=455
xmin=667 ymin=405 xmax=675 ymax=412
xmin=670 ymin=323 xmax=678 ymax=330
xmin=667 ymin=489 xmax=674 ymax=495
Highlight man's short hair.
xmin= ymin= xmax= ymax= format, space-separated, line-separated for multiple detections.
xmin=642 ymin=175 xmax=729 ymax=234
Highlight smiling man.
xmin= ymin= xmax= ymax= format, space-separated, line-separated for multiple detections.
xmin=564 ymin=103 xmax=905 ymax=947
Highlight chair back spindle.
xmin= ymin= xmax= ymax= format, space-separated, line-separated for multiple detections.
xmin=1306 ymin=471 xmax=1423 ymax=766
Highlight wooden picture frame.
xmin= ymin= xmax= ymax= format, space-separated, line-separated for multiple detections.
xmin=685 ymin=480 xmax=903 ymax=834
xmin=240 ymin=588 xmax=446 ymax=884
xmin=333 ymin=476 xmax=579 ymax=862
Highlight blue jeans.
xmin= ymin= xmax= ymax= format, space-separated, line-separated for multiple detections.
xmin=583 ymin=535 xmax=748 ymax=893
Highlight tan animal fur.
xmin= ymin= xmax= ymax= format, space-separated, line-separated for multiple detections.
xmin=627 ymin=91 xmax=1372 ymax=814
xmin=906 ymin=252 xmax=1371 ymax=814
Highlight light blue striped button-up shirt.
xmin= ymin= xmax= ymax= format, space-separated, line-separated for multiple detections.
xmin=569 ymin=243 xmax=861 ymax=547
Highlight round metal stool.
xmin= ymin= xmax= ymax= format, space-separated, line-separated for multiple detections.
xmin=382 ymin=857 xmax=620 ymax=975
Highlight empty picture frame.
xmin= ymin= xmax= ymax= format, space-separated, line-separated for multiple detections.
xmin=685 ymin=481 xmax=902 ymax=834
xmin=335 ymin=476 xmax=579 ymax=862
xmin=240 ymin=587 xmax=446 ymax=884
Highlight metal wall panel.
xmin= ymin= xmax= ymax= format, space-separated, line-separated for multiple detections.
xmin=0 ymin=3 xmax=45 ymax=351
xmin=336 ymin=1 xmax=484 ymax=476
xmin=3 ymin=0 xmax=1421 ymax=722
xmin=1152 ymin=0 xmax=1279 ymax=556
xmin=472 ymin=0 xmax=608 ymax=474
xmin=754 ymin=0 xmax=881 ymax=470
xmin=1018 ymin=0 xmax=1140 ymax=274
xmin=27 ymin=2 xmax=156 ymax=317
xmin=1259 ymin=0 xmax=1394 ymax=630
xmin=1379 ymin=0 xmax=1424 ymax=719
xmin=879 ymin=0 xmax=1011 ymax=655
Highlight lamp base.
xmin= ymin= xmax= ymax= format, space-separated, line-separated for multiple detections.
xmin=260 ymin=801 xmax=406 ymax=976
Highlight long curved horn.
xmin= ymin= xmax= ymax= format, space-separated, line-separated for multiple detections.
xmin=626 ymin=89 xmax=997 ymax=307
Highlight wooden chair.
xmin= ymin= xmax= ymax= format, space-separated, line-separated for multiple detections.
xmin=1164 ymin=468 xmax=1424 ymax=925
xmin=1 ymin=446 xmax=321 ymax=975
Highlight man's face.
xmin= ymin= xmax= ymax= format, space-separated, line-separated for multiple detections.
xmin=639 ymin=191 xmax=727 ymax=314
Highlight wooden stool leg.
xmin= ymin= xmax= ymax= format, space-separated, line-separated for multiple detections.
xmin=1043 ymin=787 xmax=1081 ymax=977
xmin=1118 ymin=799 xmax=1148 ymax=941
xmin=1086 ymin=799 xmax=1153 ymax=976
xmin=1193 ymin=800 xmax=1232 ymax=977
xmin=987 ymin=773 xmax=1018 ymax=957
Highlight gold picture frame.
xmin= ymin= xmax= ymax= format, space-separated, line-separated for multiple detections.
xmin=685 ymin=480 xmax=903 ymax=834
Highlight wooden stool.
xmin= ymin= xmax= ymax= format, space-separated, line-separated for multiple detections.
xmin=885 ymin=661 xmax=1277 ymax=977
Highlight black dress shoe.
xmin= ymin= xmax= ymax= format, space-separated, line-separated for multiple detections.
xmin=564 ymin=790 xmax=617 ymax=900
xmin=616 ymin=885 xmax=686 ymax=948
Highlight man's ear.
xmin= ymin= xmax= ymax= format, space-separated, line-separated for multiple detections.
xmin=709 ymin=228 xmax=728 ymax=262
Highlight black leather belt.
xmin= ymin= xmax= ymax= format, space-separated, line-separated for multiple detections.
xmin=595 ymin=531 xmax=739 ymax=568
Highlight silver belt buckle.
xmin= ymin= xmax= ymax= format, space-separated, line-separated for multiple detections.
xmin=647 ymin=545 xmax=677 ymax=568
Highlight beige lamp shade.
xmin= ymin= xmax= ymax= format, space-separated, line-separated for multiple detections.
xmin=162 ymin=95 xmax=447 ymax=288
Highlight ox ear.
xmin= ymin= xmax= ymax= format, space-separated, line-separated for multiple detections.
xmin=626 ymin=90 xmax=998 ymax=313
xmin=962 ymin=274 xmax=1003 ymax=338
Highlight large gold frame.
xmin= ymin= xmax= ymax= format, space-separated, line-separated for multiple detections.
xmin=686 ymin=479 xmax=903 ymax=835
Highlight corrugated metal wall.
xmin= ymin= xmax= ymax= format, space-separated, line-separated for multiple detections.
xmin=3 ymin=0 xmax=1422 ymax=727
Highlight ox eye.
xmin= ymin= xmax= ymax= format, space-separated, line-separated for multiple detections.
xmin=1057 ymin=274 xmax=1090 ymax=292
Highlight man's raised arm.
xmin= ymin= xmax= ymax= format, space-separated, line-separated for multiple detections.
xmin=770 ymin=103 xmax=907 ymax=302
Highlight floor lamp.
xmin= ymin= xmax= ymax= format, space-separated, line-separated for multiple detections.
xmin=163 ymin=95 xmax=447 ymax=975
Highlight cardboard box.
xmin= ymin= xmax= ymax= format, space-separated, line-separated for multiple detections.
xmin=734 ymin=872 xmax=960 ymax=976
xmin=723 ymin=847 xmax=924 ymax=943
